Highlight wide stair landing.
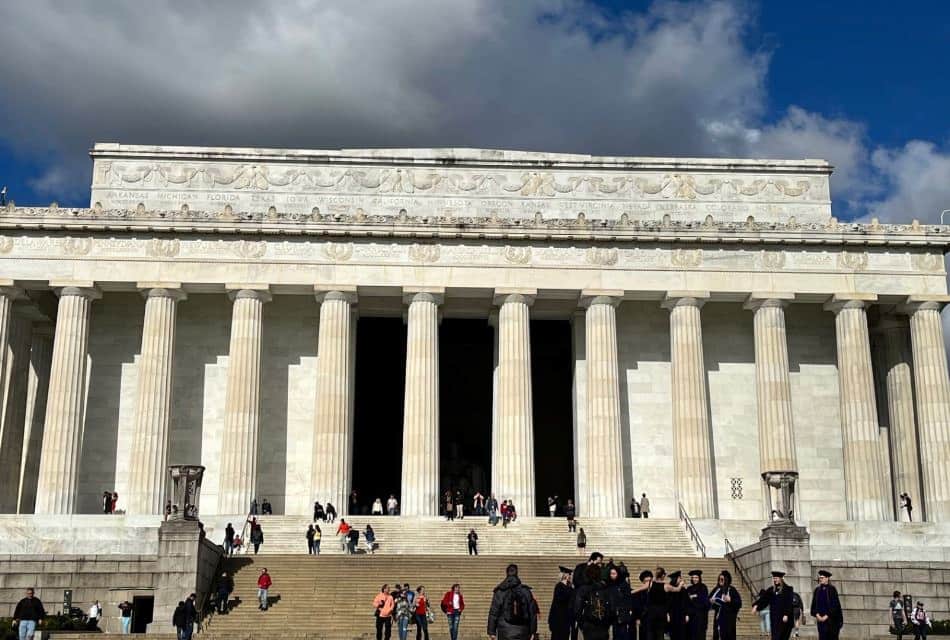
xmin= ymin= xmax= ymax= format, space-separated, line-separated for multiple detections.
xmin=204 ymin=515 xmax=699 ymax=557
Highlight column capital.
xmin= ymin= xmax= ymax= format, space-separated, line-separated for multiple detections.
xmin=743 ymin=292 xmax=795 ymax=311
xmin=228 ymin=288 xmax=272 ymax=303
xmin=138 ymin=283 xmax=188 ymax=301
xmin=823 ymin=293 xmax=877 ymax=314
xmin=315 ymin=284 xmax=358 ymax=305
xmin=50 ymin=282 xmax=101 ymax=300
xmin=579 ymin=289 xmax=624 ymax=308
xmin=493 ymin=288 xmax=536 ymax=307
xmin=662 ymin=290 xmax=710 ymax=310
xmin=402 ymin=287 xmax=444 ymax=306
xmin=898 ymin=294 xmax=950 ymax=315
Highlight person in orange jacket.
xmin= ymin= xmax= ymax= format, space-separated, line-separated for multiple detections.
xmin=441 ymin=584 xmax=466 ymax=640
xmin=374 ymin=584 xmax=396 ymax=640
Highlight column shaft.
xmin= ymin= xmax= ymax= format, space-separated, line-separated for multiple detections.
xmin=492 ymin=293 xmax=535 ymax=516
xmin=0 ymin=311 xmax=34 ymax=511
xmin=666 ymin=295 xmax=716 ymax=518
xmin=218 ymin=289 xmax=270 ymax=514
xmin=127 ymin=288 xmax=185 ymax=514
xmin=583 ymin=296 xmax=626 ymax=518
xmin=311 ymin=290 xmax=356 ymax=515
xmin=828 ymin=298 xmax=889 ymax=520
xmin=17 ymin=326 xmax=53 ymax=513
xmin=906 ymin=301 xmax=950 ymax=521
xmin=400 ymin=292 xmax=440 ymax=516
xmin=35 ymin=287 xmax=100 ymax=514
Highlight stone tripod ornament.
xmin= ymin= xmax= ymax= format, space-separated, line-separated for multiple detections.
xmin=664 ymin=292 xmax=717 ymax=519
xmin=492 ymin=290 xmax=536 ymax=517
xmin=35 ymin=285 xmax=101 ymax=514
xmin=311 ymin=288 xmax=357 ymax=516
xmin=582 ymin=292 xmax=626 ymax=518
xmin=401 ymin=290 xmax=441 ymax=516
xmin=127 ymin=286 xmax=187 ymax=515
xmin=218 ymin=288 xmax=271 ymax=515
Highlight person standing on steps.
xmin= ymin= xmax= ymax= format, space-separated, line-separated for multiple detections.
xmin=565 ymin=500 xmax=577 ymax=532
xmin=754 ymin=571 xmax=795 ymax=640
xmin=810 ymin=570 xmax=843 ymax=640
xmin=306 ymin=524 xmax=316 ymax=554
xmin=173 ymin=601 xmax=189 ymax=640
xmin=224 ymin=522 xmax=235 ymax=556
xmin=13 ymin=588 xmax=46 ymax=640
xmin=374 ymin=584 xmax=395 ymax=640
xmin=388 ymin=494 xmax=399 ymax=515
xmin=573 ymin=552 xmax=604 ymax=590
xmin=250 ymin=519 xmax=264 ymax=554
xmin=325 ymin=502 xmax=337 ymax=523
xmin=686 ymin=570 xmax=710 ymax=640
xmin=711 ymin=571 xmax=741 ymax=640
xmin=549 ymin=566 xmax=575 ymax=640
xmin=441 ymin=583 xmax=465 ymax=640
xmin=257 ymin=568 xmax=272 ymax=611
xmin=395 ymin=585 xmax=413 ymax=640
xmin=488 ymin=563 xmax=538 ymax=640
xmin=639 ymin=494 xmax=650 ymax=518
xmin=414 ymin=585 xmax=432 ymax=640
xmin=313 ymin=524 xmax=322 ymax=554
xmin=467 ymin=528 xmax=479 ymax=555
xmin=576 ymin=528 xmax=587 ymax=551
xmin=890 ymin=591 xmax=908 ymax=640
xmin=118 ymin=600 xmax=133 ymax=634
xmin=216 ymin=571 xmax=233 ymax=615
xmin=574 ymin=563 xmax=613 ymax=640
xmin=336 ymin=519 xmax=352 ymax=552
xmin=313 ymin=500 xmax=324 ymax=522
xmin=667 ymin=572 xmax=689 ymax=640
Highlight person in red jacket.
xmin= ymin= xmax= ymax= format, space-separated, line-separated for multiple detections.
xmin=441 ymin=584 xmax=465 ymax=640
xmin=257 ymin=568 xmax=273 ymax=611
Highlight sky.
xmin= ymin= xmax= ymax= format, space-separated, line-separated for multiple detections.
xmin=0 ymin=0 xmax=948 ymax=223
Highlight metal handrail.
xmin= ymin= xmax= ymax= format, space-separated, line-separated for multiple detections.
xmin=724 ymin=537 xmax=757 ymax=599
xmin=677 ymin=502 xmax=706 ymax=558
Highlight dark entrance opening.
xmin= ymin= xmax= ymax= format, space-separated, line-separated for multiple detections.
xmin=531 ymin=320 xmax=575 ymax=515
xmin=352 ymin=317 xmax=407 ymax=515
xmin=131 ymin=596 xmax=153 ymax=633
xmin=440 ymin=319 xmax=493 ymax=501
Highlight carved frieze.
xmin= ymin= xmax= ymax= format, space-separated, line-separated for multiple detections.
xmin=912 ymin=252 xmax=944 ymax=272
xmin=323 ymin=242 xmax=354 ymax=263
xmin=760 ymin=250 xmax=786 ymax=270
xmin=671 ymin=248 xmax=703 ymax=268
xmin=503 ymin=246 xmax=532 ymax=265
xmin=838 ymin=251 xmax=869 ymax=271
xmin=408 ymin=244 xmax=440 ymax=264
xmin=234 ymin=240 xmax=266 ymax=259
xmin=586 ymin=247 xmax=618 ymax=266
xmin=147 ymin=238 xmax=180 ymax=258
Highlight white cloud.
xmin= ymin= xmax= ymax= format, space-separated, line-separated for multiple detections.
xmin=865 ymin=141 xmax=950 ymax=223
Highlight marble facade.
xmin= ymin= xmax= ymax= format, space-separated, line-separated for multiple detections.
xmin=0 ymin=144 xmax=949 ymax=537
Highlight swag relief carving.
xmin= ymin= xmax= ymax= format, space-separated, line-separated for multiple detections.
xmin=911 ymin=252 xmax=943 ymax=272
xmin=234 ymin=240 xmax=267 ymax=259
xmin=408 ymin=243 xmax=440 ymax=264
xmin=585 ymin=247 xmax=618 ymax=266
xmin=323 ymin=242 xmax=354 ymax=262
xmin=503 ymin=246 xmax=532 ymax=265
xmin=671 ymin=248 xmax=703 ymax=268
xmin=837 ymin=251 xmax=868 ymax=271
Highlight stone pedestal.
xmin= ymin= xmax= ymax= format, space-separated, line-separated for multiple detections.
xmin=826 ymin=295 xmax=889 ymax=521
xmin=311 ymin=288 xmax=357 ymax=516
xmin=35 ymin=285 xmax=101 ymax=515
xmin=151 ymin=518 xmax=222 ymax=634
xmin=401 ymin=289 xmax=441 ymax=516
xmin=581 ymin=292 xmax=626 ymax=518
xmin=218 ymin=288 xmax=271 ymax=515
xmin=127 ymin=286 xmax=186 ymax=515
xmin=664 ymin=292 xmax=716 ymax=519
xmin=729 ymin=525 xmax=812 ymax=616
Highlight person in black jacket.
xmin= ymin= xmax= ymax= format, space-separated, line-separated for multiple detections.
xmin=574 ymin=564 xmax=614 ymax=640
xmin=631 ymin=571 xmax=653 ymax=640
xmin=810 ymin=570 xmax=843 ymax=640
xmin=488 ymin=564 xmax=538 ymax=640
xmin=549 ymin=566 xmax=575 ymax=640
xmin=668 ymin=572 xmax=689 ymax=640
xmin=608 ymin=565 xmax=633 ymax=640
xmin=710 ymin=571 xmax=741 ymax=640
xmin=13 ymin=588 xmax=46 ymax=640
xmin=686 ymin=570 xmax=710 ymax=640
xmin=573 ymin=553 xmax=604 ymax=590
xmin=173 ymin=601 xmax=189 ymax=640
xmin=754 ymin=571 xmax=795 ymax=640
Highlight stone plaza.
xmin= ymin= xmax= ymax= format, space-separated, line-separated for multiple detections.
xmin=1 ymin=144 xmax=950 ymax=634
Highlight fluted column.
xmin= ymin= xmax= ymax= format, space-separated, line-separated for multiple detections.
xmin=400 ymin=289 xmax=442 ymax=516
xmin=745 ymin=295 xmax=798 ymax=473
xmin=582 ymin=291 xmax=626 ymax=518
xmin=0 ymin=308 xmax=35 ymax=511
xmin=876 ymin=316 xmax=922 ymax=519
xmin=311 ymin=287 xmax=357 ymax=516
xmin=127 ymin=286 xmax=186 ymax=514
xmin=35 ymin=285 xmax=101 ymax=514
xmin=664 ymin=292 xmax=716 ymax=519
xmin=903 ymin=296 xmax=950 ymax=521
xmin=491 ymin=289 xmax=536 ymax=516
xmin=217 ymin=288 xmax=271 ymax=514
xmin=17 ymin=324 xmax=53 ymax=513
xmin=825 ymin=294 xmax=889 ymax=520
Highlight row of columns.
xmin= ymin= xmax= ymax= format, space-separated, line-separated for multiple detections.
xmin=10 ymin=283 xmax=950 ymax=521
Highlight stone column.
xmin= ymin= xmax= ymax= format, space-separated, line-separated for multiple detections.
xmin=311 ymin=287 xmax=357 ymax=516
xmin=876 ymin=315 xmax=922 ymax=519
xmin=217 ymin=288 xmax=271 ymax=515
xmin=663 ymin=292 xmax=716 ymax=519
xmin=127 ymin=286 xmax=187 ymax=515
xmin=581 ymin=291 xmax=626 ymax=518
xmin=400 ymin=289 xmax=442 ymax=516
xmin=17 ymin=324 xmax=53 ymax=513
xmin=491 ymin=289 xmax=536 ymax=517
xmin=0 ymin=308 xmax=35 ymax=511
xmin=902 ymin=296 xmax=950 ymax=521
xmin=825 ymin=294 xmax=889 ymax=520
xmin=745 ymin=295 xmax=798 ymax=472
xmin=35 ymin=285 xmax=101 ymax=514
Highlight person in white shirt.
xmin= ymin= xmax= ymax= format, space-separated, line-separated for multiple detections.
xmin=88 ymin=600 xmax=101 ymax=630
xmin=372 ymin=498 xmax=384 ymax=515
xmin=386 ymin=495 xmax=398 ymax=516
xmin=911 ymin=602 xmax=932 ymax=640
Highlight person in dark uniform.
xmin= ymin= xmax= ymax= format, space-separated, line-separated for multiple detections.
xmin=754 ymin=571 xmax=795 ymax=640
xmin=574 ymin=564 xmax=613 ymax=640
xmin=549 ymin=566 xmax=576 ymax=640
xmin=573 ymin=553 xmax=605 ymax=590
xmin=810 ymin=570 xmax=843 ymax=640
xmin=686 ymin=570 xmax=710 ymax=640
xmin=710 ymin=571 xmax=741 ymax=640
xmin=643 ymin=568 xmax=679 ymax=640
xmin=631 ymin=571 xmax=652 ymax=640
xmin=608 ymin=565 xmax=633 ymax=640
xmin=667 ymin=572 xmax=689 ymax=640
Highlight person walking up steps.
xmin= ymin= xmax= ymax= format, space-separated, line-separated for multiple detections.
xmin=488 ymin=563 xmax=538 ymax=640
xmin=374 ymin=584 xmax=395 ymax=640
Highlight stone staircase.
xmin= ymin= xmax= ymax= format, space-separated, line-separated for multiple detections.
xmin=202 ymin=515 xmax=700 ymax=557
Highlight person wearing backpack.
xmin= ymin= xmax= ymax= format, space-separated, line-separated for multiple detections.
xmin=488 ymin=564 xmax=538 ymax=640
xmin=573 ymin=564 xmax=614 ymax=640
xmin=910 ymin=602 xmax=931 ymax=640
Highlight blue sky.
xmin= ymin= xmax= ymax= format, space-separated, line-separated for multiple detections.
xmin=0 ymin=0 xmax=947 ymax=221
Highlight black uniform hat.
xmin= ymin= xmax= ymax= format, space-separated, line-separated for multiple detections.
xmin=771 ymin=571 xmax=786 ymax=578
xmin=669 ymin=570 xmax=682 ymax=581
xmin=688 ymin=570 xmax=703 ymax=577
xmin=559 ymin=566 xmax=573 ymax=574
xmin=639 ymin=570 xmax=654 ymax=582
xmin=817 ymin=570 xmax=832 ymax=578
